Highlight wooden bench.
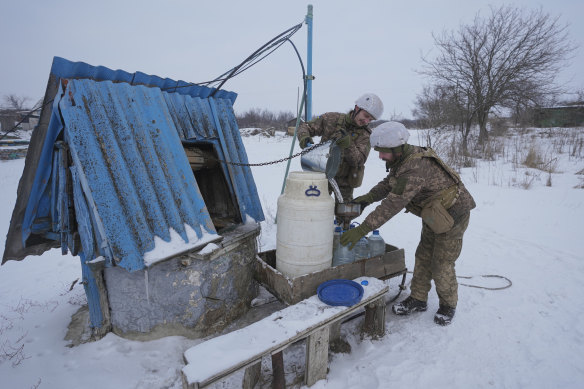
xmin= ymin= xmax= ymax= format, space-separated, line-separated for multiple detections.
xmin=181 ymin=276 xmax=388 ymax=389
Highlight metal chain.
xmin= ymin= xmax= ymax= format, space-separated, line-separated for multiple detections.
xmin=209 ymin=141 xmax=328 ymax=167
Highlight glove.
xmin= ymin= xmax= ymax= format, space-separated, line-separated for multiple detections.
xmin=299 ymin=136 xmax=314 ymax=149
xmin=340 ymin=222 xmax=372 ymax=250
xmin=335 ymin=133 xmax=352 ymax=149
xmin=352 ymin=192 xmax=375 ymax=212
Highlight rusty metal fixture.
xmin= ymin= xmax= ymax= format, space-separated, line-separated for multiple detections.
xmin=335 ymin=202 xmax=361 ymax=229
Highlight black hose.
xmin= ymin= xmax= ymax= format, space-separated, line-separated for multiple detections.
xmin=284 ymin=37 xmax=307 ymax=121
xmin=209 ymin=22 xmax=303 ymax=96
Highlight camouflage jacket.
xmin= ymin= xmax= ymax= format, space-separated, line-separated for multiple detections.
xmin=363 ymin=145 xmax=476 ymax=230
xmin=297 ymin=111 xmax=371 ymax=188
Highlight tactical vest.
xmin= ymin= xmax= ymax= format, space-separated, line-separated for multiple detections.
xmin=334 ymin=114 xmax=370 ymax=188
xmin=402 ymin=147 xmax=461 ymax=215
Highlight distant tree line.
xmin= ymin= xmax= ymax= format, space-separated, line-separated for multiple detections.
xmin=235 ymin=108 xmax=295 ymax=131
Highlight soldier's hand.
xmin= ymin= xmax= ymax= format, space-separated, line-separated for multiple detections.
xmin=335 ymin=134 xmax=352 ymax=149
xmin=299 ymin=136 xmax=314 ymax=149
xmin=340 ymin=223 xmax=372 ymax=250
xmin=352 ymin=192 xmax=375 ymax=213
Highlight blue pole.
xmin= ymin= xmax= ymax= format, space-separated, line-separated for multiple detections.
xmin=305 ymin=4 xmax=313 ymax=121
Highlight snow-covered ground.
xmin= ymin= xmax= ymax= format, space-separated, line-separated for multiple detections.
xmin=1 ymin=126 xmax=583 ymax=388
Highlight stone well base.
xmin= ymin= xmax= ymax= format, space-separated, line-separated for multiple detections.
xmin=104 ymin=223 xmax=260 ymax=340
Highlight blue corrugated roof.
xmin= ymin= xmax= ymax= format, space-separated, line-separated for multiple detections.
xmin=17 ymin=57 xmax=264 ymax=272
xmin=163 ymin=93 xmax=264 ymax=220
xmin=62 ymin=78 xmax=220 ymax=271
xmin=50 ymin=56 xmax=238 ymax=104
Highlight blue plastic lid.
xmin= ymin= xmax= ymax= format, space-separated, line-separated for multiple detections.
xmin=373 ymin=230 xmax=380 ymax=235
xmin=317 ymin=279 xmax=364 ymax=307
xmin=334 ymin=226 xmax=342 ymax=232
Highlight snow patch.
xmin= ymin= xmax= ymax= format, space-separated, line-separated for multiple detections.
xmin=143 ymin=224 xmax=221 ymax=267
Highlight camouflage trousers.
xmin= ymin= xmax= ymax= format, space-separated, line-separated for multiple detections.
xmin=409 ymin=212 xmax=470 ymax=308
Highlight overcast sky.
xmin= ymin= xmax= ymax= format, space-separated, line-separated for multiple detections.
xmin=1 ymin=0 xmax=582 ymax=119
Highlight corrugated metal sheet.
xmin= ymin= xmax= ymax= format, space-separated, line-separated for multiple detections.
xmin=59 ymin=78 xmax=219 ymax=271
xmin=50 ymin=56 xmax=238 ymax=104
xmin=8 ymin=57 xmax=264 ymax=271
xmin=163 ymin=93 xmax=264 ymax=221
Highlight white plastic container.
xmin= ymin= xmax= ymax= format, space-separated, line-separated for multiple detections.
xmin=276 ymin=171 xmax=335 ymax=278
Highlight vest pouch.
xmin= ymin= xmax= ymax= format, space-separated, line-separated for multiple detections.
xmin=421 ymin=198 xmax=454 ymax=234
xmin=347 ymin=165 xmax=365 ymax=188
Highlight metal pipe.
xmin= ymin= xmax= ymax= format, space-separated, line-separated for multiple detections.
xmin=305 ymin=4 xmax=313 ymax=121
xmin=280 ymin=92 xmax=306 ymax=196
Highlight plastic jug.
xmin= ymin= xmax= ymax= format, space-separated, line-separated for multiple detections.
xmin=332 ymin=229 xmax=355 ymax=266
xmin=354 ymin=236 xmax=370 ymax=261
xmin=332 ymin=226 xmax=342 ymax=261
xmin=368 ymin=230 xmax=386 ymax=258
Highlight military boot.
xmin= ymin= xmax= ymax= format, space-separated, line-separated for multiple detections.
xmin=392 ymin=296 xmax=427 ymax=315
xmin=434 ymin=305 xmax=456 ymax=326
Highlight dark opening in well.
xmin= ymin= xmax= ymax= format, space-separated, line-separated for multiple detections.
xmin=183 ymin=143 xmax=242 ymax=232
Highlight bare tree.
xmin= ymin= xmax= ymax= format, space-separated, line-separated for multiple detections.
xmin=413 ymin=83 xmax=476 ymax=153
xmin=2 ymin=94 xmax=30 ymax=110
xmin=413 ymin=85 xmax=453 ymax=129
xmin=421 ymin=6 xmax=576 ymax=144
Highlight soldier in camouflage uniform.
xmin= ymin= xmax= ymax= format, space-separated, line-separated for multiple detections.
xmin=297 ymin=93 xmax=383 ymax=204
xmin=340 ymin=121 xmax=476 ymax=325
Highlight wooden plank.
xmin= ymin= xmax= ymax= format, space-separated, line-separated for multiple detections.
xmin=254 ymin=256 xmax=293 ymax=303
xmin=271 ymin=351 xmax=285 ymax=389
xmin=242 ymin=362 xmax=261 ymax=389
xmin=305 ymin=326 xmax=330 ymax=386
xmin=184 ymin=148 xmax=204 ymax=157
xmin=187 ymin=156 xmax=204 ymax=163
xmin=363 ymin=250 xmax=406 ymax=279
xmin=362 ymin=298 xmax=386 ymax=339
xmin=182 ymin=277 xmax=388 ymax=388
xmin=255 ymin=247 xmax=405 ymax=305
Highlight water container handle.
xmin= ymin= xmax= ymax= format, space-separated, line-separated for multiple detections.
xmin=305 ymin=185 xmax=321 ymax=197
